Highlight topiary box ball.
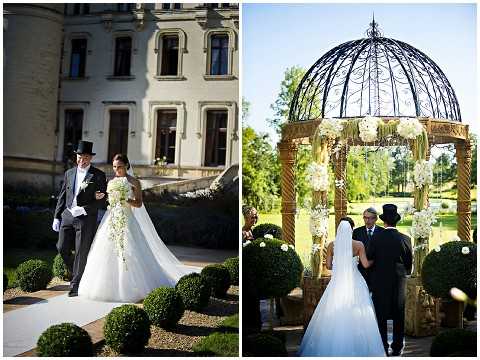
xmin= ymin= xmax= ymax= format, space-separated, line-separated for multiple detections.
xmin=103 ymin=304 xmax=151 ymax=354
xmin=16 ymin=259 xmax=52 ymax=292
xmin=175 ymin=273 xmax=211 ymax=312
xmin=37 ymin=322 xmax=93 ymax=356
xmin=223 ymin=257 xmax=239 ymax=286
xmin=422 ymin=240 xmax=476 ymax=299
xmin=430 ymin=328 xmax=477 ymax=356
xmin=244 ymin=333 xmax=287 ymax=357
xmin=243 ymin=238 xmax=303 ymax=299
xmin=200 ymin=264 xmax=231 ymax=298
xmin=252 ymin=223 xmax=283 ymax=240
xmin=143 ymin=287 xmax=185 ymax=329
xmin=52 ymin=254 xmax=71 ymax=281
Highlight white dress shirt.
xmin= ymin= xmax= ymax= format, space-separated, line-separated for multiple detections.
xmin=71 ymin=165 xmax=90 ymax=208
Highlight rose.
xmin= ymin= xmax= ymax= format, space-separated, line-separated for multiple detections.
xmin=461 ymin=246 xmax=470 ymax=255
xmin=306 ymin=162 xmax=329 ymax=192
xmin=281 ymin=244 xmax=289 ymax=252
xmin=79 ymin=180 xmax=93 ymax=192
xmin=413 ymin=160 xmax=433 ymax=188
xmin=259 ymin=242 xmax=266 ymax=248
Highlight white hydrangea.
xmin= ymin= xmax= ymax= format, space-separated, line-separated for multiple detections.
xmin=359 ymin=115 xmax=381 ymax=142
xmin=397 ymin=117 xmax=423 ymax=139
xmin=281 ymin=244 xmax=289 ymax=252
xmin=411 ymin=208 xmax=437 ymax=240
xmin=306 ymin=162 xmax=329 ymax=192
xmin=309 ymin=205 xmax=329 ymax=237
xmin=413 ymin=160 xmax=433 ymax=188
xmin=318 ymin=118 xmax=343 ymax=139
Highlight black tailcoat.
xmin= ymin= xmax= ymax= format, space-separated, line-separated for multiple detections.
xmin=352 ymin=225 xmax=384 ymax=289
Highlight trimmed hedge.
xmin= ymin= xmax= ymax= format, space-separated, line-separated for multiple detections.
xmin=37 ymin=323 xmax=93 ymax=356
xmin=430 ymin=329 xmax=476 ymax=356
xmin=422 ymin=241 xmax=476 ymax=298
xmin=143 ymin=287 xmax=184 ymax=329
xmin=223 ymin=257 xmax=239 ymax=286
xmin=252 ymin=223 xmax=282 ymax=240
xmin=201 ymin=264 xmax=231 ymax=298
xmin=52 ymin=254 xmax=71 ymax=281
xmin=243 ymin=238 xmax=303 ymax=299
xmin=103 ymin=304 xmax=151 ymax=354
xmin=192 ymin=332 xmax=239 ymax=356
xmin=243 ymin=333 xmax=287 ymax=357
xmin=16 ymin=259 xmax=52 ymax=292
xmin=175 ymin=273 xmax=211 ymax=311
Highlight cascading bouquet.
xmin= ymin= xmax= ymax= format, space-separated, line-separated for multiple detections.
xmin=107 ymin=177 xmax=131 ymax=265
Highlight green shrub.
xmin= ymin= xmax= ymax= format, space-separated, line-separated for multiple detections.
xmin=440 ymin=202 xmax=450 ymax=209
xmin=37 ymin=323 xmax=93 ymax=356
xmin=3 ymin=273 xmax=8 ymax=292
xmin=143 ymin=287 xmax=184 ymax=329
xmin=103 ymin=304 xmax=151 ymax=354
xmin=243 ymin=238 xmax=303 ymax=299
xmin=223 ymin=256 xmax=239 ymax=286
xmin=201 ymin=264 xmax=231 ymax=298
xmin=243 ymin=333 xmax=287 ymax=357
xmin=16 ymin=259 xmax=52 ymax=292
xmin=252 ymin=223 xmax=282 ymax=240
xmin=193 ymin=332 xmax=239 ymax=356
xmin=422 ymin=241 xmax=476 ymax=298
xmin=175 ymin=273 xmax=210 ymax=311
xmin=218 ymin=314 xmax=239 ymax=333
xmin=430 ymin=329 xmax=476 ymax=356
xmin=52 ymin=254 xmax=71 ymax=281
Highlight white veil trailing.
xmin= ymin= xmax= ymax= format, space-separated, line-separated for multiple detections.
xmin=127 ymin=166 xmax=200 ymax=280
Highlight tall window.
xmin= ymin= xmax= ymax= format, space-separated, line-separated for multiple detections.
xmin=117 ymin=3 xmax=134 ymax=12
xmin=72 ymin=4 xmax=89 ymax=15
xmin=155 ymin=110 xmax=177 ymax=164
xmin=173 ymin=3 xmax=181 ymax=9
xmin=73 ymin=4 xmax=81 ymax=15
xmin=70 ymin=39 xmax=87 ymax=78
xmin=108 ymin=110 xmax=129 ymax=161
xmin=162 ymin=3 xmax=171 ymax=10
xmin=221 ymin=3 xmax=230 ymax=8
xmin=206 ymin=3 xmax=219 ymax=9
xmin=204 ymin=110 xmax=227 ymax=166
xmin=210 ymin=35 xmax=228 ymax=75
xmin=161 ymin=35 xmax=179 ymax=76
xmin=63 ymin=110 xmax=83 ymax=164
xmin=114 ymin=37 xmax=132 ymax=76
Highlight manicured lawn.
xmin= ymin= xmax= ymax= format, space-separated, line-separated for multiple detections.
xmin=258 ymin=197 xmax=477 ymax=267
xmin=192 ymin=313 xmax=239 ymax=356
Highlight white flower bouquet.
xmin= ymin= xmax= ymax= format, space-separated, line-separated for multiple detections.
xmin=397 ymin=117 xmax=423 ymax=139
xmin=413 ymin=160 xmax=433 ymax=188
xmin=107 ymin=177 xmax=130 ymax=207
xmin=411 ymin=207 xmax=437 ymax=240
xmin=318 ymin=118 xmax=343 ymax=139
xmin=306 ymin=162 xmax=329 ymax=192
xmin=358 ymin=115 xmax=381 ymax=142
xmin=309 ymin=205 xmax=329 ymax=237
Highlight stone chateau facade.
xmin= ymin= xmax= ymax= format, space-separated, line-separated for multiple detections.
xmin=4 ymin=3 xmax=239 ymax=191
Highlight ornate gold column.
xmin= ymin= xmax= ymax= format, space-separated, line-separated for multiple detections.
xmin=279 ymin=141 xmax=298 ymax=245
xmin=333 ymin=144 xmax=347 ymax=230
xmin=456 ymin=139 xmax=472 ymax=241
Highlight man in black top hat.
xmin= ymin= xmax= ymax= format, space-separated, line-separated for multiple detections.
xmin=367 ymin=204 xmax=413 ymax=356
xmin=52 ymin=141 xmax=107 ymax=297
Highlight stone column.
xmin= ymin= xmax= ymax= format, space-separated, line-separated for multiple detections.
xmin=333 ymin=144 xmax=347 ymax=231
xmin=456 ymin=139 xmax=472 ymax=241
xmin=278 ymin=141 xmax=298 ymax=246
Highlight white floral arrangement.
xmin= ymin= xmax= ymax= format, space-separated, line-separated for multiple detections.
xmin=413 ymin=160 xmax=433 ymax=188
xmin=309 ymin=205 xmax=329 ymax=237
xmin=306 ymin=162 xmax=329 ymax=192
xmin=79 ymin=180 xmax=93 ymax=192
xmin=264 ymin=234 xmax=274 ymax=239
xmin=411 ymin=207 xmax=437 ymax=240
xmin=334 ymin=179 xmax=345 ymax=188
xmin=106 ymin=177 xmax=131 ymax=264
xmin=318 ymin=118 xmax=343 ymax=139
xmin=397 ymin=117 xmax=423 ymax=139
xmin=461 ymin=246 xmax=470 ymax=255
xmin=259 ymin=241 xmax=266 ymax=248
xmin=311 ymin=243 xmax=322 ymax=255
xmin=358 ymin=115 xmax=381 ymax=143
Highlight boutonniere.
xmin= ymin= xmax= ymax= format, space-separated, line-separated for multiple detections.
xmin=79 ymin=180 xmax=94 ymax=192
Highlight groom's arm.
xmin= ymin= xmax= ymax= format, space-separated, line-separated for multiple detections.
xmin=83 ymin=171 xmax=108 ymax=214
xmin=54 ymin=172 xmax=68 ymax=220
xmin=401 ymin=235 xmax=413 ymax=275
xmin=366 ymin=237 xmax=376 ymax=261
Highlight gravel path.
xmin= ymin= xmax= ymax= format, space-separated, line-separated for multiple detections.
xmin=97 ymin=286 xmax=239 ymax=356
xmin=3 ymin=278 xmax=67 ymax=301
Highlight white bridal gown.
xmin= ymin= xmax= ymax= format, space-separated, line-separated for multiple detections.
xmin=78 ymin=175 xmax=196 ymax=303
xmin=298 ymin=221 xmax=385 ymax=357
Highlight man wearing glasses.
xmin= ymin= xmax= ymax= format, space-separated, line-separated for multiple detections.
xmin=353 ymin=207 xmax=384 ymax=291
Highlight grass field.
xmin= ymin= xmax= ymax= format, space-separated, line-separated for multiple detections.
xmin=258 ymin=197 xmax=477 ymax=267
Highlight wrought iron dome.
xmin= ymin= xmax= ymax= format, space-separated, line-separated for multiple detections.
xmin=289 ymin=19 xmax=462 ymax=122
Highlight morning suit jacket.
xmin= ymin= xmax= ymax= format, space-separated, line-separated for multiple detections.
xmin=366 ymin=228 xmax=413 ymax=319
xmin=352 ymin=225 xmax=384 ymax=288
xmin=54 ymin=166 xmax=107 ymax=220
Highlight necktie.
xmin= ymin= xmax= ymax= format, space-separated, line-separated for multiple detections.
xmin=367 ymin=229 xmax=373 ymax=241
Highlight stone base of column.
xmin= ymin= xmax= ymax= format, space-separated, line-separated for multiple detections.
xmin=405 ymin=277 xmax=440 ymax=337
xmin=302 ymin=275 xmax=331 ymax=330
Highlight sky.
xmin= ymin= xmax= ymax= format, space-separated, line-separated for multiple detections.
xmin=242 ymin=3 xmax=477 ymax=144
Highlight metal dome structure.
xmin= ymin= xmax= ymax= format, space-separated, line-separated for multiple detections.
xmin=289 ymin=19 xmax=461 ymax=122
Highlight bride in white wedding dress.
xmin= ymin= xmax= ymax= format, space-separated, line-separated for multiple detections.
xmin=298 ymin=219 xmax=385 ymax=357
xmin=78 ymin=154 xmax=197 ymax=303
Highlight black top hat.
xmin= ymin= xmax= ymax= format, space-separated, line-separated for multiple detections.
xmin=74 ymin=141 xmax=96 ymax=155
xmin=379 ymin=204 xmax=401 ymax=225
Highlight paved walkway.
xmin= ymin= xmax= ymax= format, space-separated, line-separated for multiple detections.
xmin=3 ymin=245 xmax=237 ymax=357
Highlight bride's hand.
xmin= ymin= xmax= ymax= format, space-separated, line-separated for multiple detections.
xmin=95 ymin=191 xmax=105 ymax=200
